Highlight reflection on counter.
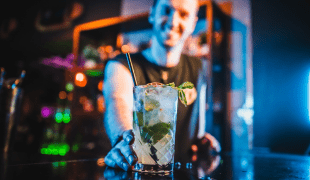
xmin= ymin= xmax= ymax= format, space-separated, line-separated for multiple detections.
xmin=3 ymin=151 xmax=310 ymax=179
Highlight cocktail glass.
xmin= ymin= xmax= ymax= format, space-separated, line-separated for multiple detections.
xmin=132 ymin=83 xmax=178 ymax=174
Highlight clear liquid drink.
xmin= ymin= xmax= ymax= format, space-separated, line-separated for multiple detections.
xmin=132 ymin=83 xmax=178 ymax=173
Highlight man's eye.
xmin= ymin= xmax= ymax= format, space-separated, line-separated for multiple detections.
xmin=164 ymin=7 xmax=171 ymax=15
xmin=180 ymin=11 xmax=189 ymax=18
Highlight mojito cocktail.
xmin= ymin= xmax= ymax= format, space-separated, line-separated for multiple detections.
xmin=132 ymin=83 xmax=178 ymax=173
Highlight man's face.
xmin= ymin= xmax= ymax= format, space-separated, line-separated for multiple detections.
xmin=149 ymin=0 xmax=198 ymax=48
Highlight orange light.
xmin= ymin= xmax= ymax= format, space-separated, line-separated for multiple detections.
xmin=75 ymin=72 xmax=87 ymax=87
xmin=67 ymin=92 xmax=73 ymax=101
xmin=121 ymin=44 xmax=130 ymax=54
xmin=59 ymin=91 xmax=67 ymax=99
xmin=79 ymin=96 xmax=87 ymax=104
xmin=191 ymin=144 xmax=198 ymax=152
xmin=97 ymin=158 xmax=105 ymax=166
xmin=97 ymin=46 xmax=105 ymax=53
xmin=83 ymin=99 xmax=94 ymax=112
xmin=105 ymin=45 xmax=113 ymax=53
xmin=75 ymin=72 xmax=85 ymax=81
xmin=70 ymin=2 xmax=84 ymax=20
xmin=97 ymin=95 xmax=105 ymax=113
xmin=98 ymin=80 xmax=103 ymax=91
xmin=192 ymin=154 xmax=197 ymax=162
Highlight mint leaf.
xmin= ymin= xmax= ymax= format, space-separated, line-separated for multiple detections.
xmin=180 ymin=90 xmax=187 ymax=106
xmin=133 ymin=111 xmax=144 ymax=126
xmin=178 ymin=82 xmax=194 ymax=89
xmin=166 ymin=82 xmax=194 ymax=107
xmin=167 ymin=82 xmax=175 ymax=87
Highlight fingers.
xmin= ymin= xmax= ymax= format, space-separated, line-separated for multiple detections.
xmin=104 ymin=147 xmax=130 ymax=171
xmin=114 ymin=140 xmax=138 ymax=166
xmin=119 ymin=142 xmax=137 ymax=165
xmin=104 ymin=130 xmax=137 ymax=171
xmin=122 ymin=129 xmax=134 ymax=145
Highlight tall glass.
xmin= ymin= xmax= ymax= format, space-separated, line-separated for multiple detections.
xmin=132 ymin=84 xmax=178 ymax=174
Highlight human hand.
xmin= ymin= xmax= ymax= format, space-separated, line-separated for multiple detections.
xmin=104 ymin=130 xmax=138 ymax=171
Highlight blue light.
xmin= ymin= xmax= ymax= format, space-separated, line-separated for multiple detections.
xmin=308 ymin=72 xmax=310 ymax=121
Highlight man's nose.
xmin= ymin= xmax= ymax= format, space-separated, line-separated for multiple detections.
xmin=166 ymin=10 xmax=180 ymax=29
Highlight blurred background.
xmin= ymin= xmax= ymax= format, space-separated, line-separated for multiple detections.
xmin=0 ymin=0 xmax=309 ymax=165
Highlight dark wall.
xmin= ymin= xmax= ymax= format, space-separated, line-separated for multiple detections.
xmin=253 ymin=0 xmax=310 ymax=154
xmin=0 ymin=0 xmax=121 ymax=77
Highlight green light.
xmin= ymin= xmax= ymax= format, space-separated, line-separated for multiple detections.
xmin=63 ymin=113 xmax=70 ymax=123
xmin=46 ymin=148 xmax=52 ymax=155
xmin=85 ymin=70 xmax=104 ymax=77
xmin=65 ymin=83 xmax=74 ymax=92
xmin=72 ymin=144 xmax=79 ymax=153
xmin=41 ymin=148 xmax=47 ymax=154
xmin=52 ymin=162 xmax=59 ymax=168
xmin=60 ymin=161 xmax=66 ymax=166
xmin=41 ymin=143 xmax=70 ymax=156
xmin=52 ymin=149 xmax=59 ymax=155
xmin=63 ymin=144 xmax=70 ymax=152
xmin=59 ymin=149 xmax=66 ymax=156
xmin=55 ymin=113 xmax=63 ymax=123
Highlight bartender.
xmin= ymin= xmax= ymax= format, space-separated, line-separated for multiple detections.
xmin=103 ymin=0 xmax=221 ymax=171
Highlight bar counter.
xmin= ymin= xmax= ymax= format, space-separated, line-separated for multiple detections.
xmin=2 ymin=150 xmax=309 ymax=180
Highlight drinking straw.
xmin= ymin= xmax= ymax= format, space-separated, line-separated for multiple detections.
xmin=126 ymin=53 xmax=138 ymax=86
xmin=12 ymin=70 xmax=26 ymax=89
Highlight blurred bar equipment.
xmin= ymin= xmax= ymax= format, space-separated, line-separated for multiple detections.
xmin=1 ymin=68 xmax=25 ymax=179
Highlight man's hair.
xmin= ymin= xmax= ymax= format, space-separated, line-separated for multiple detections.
xmin=152 ymin=0 xmax=158 ymax=8
xmin=152 ymin=0 xmax=199 ymax=11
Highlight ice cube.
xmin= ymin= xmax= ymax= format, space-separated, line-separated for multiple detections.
xmin=144 ymin=109 xmax=160 ymax=126
xmin=133 ymin=128 xmax=157 ymax=164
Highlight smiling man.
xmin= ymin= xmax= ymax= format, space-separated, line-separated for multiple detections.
xmin=103 ymin=0 xmax=221 ymax=171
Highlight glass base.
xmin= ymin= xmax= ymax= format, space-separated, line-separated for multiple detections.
xmin=132 ymin=163 xmax=173 ymax=174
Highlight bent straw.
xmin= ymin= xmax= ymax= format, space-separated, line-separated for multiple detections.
xmin=126 ymin=53 xmax=138 ymax=86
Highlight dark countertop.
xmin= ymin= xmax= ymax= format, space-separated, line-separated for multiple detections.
xmin=2 ymin=151 xmax=310 ymax=180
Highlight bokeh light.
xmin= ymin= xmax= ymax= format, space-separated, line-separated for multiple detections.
xmin=67 ymin=92 xmax=73 ymax=101
xmin=97 ymin=95 xmax=105 ymax=113
xmin=63 ymin=113 xmax=70 ymax=123
xmin=59 ymin=91 xmax=67 ymax=99
xmin=75 ymin=72 xmax=87 ymax=87
xmin=55 ymin=112 xmax=63 ymax=123
xmin=105 ymin=45 xmax=113 ymax=53
xmin=79 ymin=96 xmax=87 ymax=104
xmin=65 ymin=82 xmax=74 ymax=92
xmin=72 ymin=144 xmax=79 ymax=153
xmin=41 ymin=143 xmax=70 ymax=156
xmin=83 ymin=99 xmax=94 ymax=112
xmin=98 ymin=80 xmax=103 ymax=91
xmin=97 ymin=158 xmax=105 ymax=166
xmin=41 ymin=107 xmax=53 ymax=118
xmin=121 ymin=44 xmax=130 ymax=54
xmin=85 ymin=70 xmax=104 ymax=77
